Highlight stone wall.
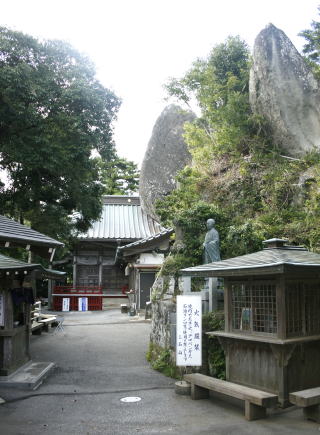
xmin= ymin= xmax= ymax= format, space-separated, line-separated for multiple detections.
xmin=150 ymin=275 xmax=177 ymax=350
xmin=150 ymin=299 xmax=176 ymax=349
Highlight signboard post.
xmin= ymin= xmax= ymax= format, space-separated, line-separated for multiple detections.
xmin=176 ymin=295 xmax=202 ymax=367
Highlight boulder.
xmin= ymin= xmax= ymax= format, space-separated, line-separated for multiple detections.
xmin=139 ymin=105 xmax=195 ymax=219
xmin=250 ymin=23 xmax=320 ymax=156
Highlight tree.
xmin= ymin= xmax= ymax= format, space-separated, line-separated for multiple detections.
xmin=299 ymin=7 xmax=320 ymax=78
xmin=100 ymin=156 xmax=140 ymax=195
xmin=165 ymin=36 xmax=267 ymax=159
xmin=160 ymin=34 xmax=320 ymax=261
xmin=0 ymin=27 xmax=121 ymax=241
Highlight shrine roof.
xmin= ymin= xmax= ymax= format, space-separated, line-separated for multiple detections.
xmin=0 ymin=215 xmax=63 ymax=248
xmin=0 ymin=253 xmax=65 ymax=279
xmin=181 ymin=244 xmax=320 ymax=277
xmin=117 ymin=228 xmax=173 ymax=255
xmin=79 ymin=195 xmax=166 ymax=241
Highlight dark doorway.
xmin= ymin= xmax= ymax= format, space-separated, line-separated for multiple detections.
xmin=139 ymin=272 xmax=155 ymax=309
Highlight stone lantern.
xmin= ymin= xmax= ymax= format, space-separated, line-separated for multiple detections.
xmin=181 ymin=239 xmax=320 ymax=406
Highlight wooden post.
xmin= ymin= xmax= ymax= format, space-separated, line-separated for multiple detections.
xmin=182 ymin=276 xmax=191 ymax=294
xmin=191 ymin=384 xmax=209 ymax=400
xmin=224 ymin=279 xmax=231 ymax=332
xmin=208 ymin=277 xmax=218 ymax=311
xmin=98 ymin=255 xmax=103 ymax=288
xmin=245 ymin=401 xmax=267 ymax=420
xmin=304 ymin=405 xmax=320 ymax=422
xmin=73 ymin=256 xmax=77 ymax=286
xmin=276 ymin=275 xmax=286 ymax=339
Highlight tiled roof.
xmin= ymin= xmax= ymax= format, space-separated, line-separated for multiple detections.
xmin=80 ymin=196 xmax=165 ymax=241
xmin=0 ymin=215 xmax=63 ymax=247
xmin=181 ymin=246 xmax=320 ymax=277
xmin=118 ymin=228 xmax=173 ymax=252
xmin=0 ymin=253 xmax=65 ymax=279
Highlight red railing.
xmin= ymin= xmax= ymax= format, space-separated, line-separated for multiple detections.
xmin=53 ymin=285 xmax=103 ymax=294
xmin=53 ymin=285 xmax=103 ymax=311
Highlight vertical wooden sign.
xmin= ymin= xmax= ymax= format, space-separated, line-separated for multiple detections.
xmin=176 ymin=295 xmax=202 ymax=367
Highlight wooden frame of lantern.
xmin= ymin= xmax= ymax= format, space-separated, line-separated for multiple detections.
xmin=181 ymin=239 xmax=320 ymax=407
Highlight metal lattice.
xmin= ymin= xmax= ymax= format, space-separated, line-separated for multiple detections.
xmin=231 ymin=281 xmax=277 ymax=335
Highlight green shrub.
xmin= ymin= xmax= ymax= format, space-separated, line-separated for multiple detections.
xmin=146 ymin=342 xmax=180 ymax=379
xmin=202 ymin=311 xmax=226 ymax=380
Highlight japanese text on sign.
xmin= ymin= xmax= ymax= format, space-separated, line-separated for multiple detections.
xmin=176 ymin=295 xmax=202 ymax=366
xmin=62 ymin=298 xmax=70 ymax=312
xmin=78 ymin=297 xmax=88 ymax=311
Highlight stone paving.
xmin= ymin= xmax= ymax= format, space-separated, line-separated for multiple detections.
xmin=0 ymin=309 xmax=319 ymax=434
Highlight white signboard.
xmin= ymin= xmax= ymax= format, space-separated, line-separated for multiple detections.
xmin=0 ymin=294 xmax=4 ymax=326
xmin=78 ymin=297 xmax=88 ymax=312
xmin=62 ymin=298 xmax=70 ymax=312
xmin=176 ymin=295 xmax=202 ymax=366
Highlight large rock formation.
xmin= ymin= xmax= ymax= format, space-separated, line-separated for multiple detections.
xmin=139 ymin=105 xmax=195 ymax=219
xmin=250 ymin=23 xmax=320 ymax=156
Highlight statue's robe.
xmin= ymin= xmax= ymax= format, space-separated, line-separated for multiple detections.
xmin=203 ymin=228 xmax=220 ymax=264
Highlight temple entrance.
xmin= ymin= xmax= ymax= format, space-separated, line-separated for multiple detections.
xmin=139 ymin=272 xmax=155 ymax=309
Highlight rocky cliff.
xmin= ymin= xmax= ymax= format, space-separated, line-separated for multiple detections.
xmin=250 ymin=23 xmax=320 ymax=156
xmin=139 ymin=105 xmax=195 ymax=219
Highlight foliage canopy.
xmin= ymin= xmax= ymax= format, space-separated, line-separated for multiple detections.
xmin=158 ymin=29 xmax=320 ymax=266
xmin=0 ymin=27 xmax=123 ymax=245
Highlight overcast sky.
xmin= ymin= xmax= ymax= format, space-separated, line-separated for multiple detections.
xmin=1 ymin=1 xmax=320 ymax=166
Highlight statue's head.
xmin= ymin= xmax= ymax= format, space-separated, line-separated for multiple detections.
xmin=206 ymin=218 xmax=215 ymax=229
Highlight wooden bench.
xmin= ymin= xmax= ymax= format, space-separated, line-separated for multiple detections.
xmin=31 ymin=321 xmax=43 ymax=335
xmin=290 ymin=387 xmax=320 ymax=422
xmin=184 ymin=373 xmax=278 ymax=421
xmin=38 ymin=316 xmax=57 ymax=332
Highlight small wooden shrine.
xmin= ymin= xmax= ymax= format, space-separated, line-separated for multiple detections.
xmin=181 ymin=238 xmax=320 ymax=406
xmin=0 ymin=255 xmax=64 ymax=375
xmin=0 ymin=215 xmax=64 ymax=377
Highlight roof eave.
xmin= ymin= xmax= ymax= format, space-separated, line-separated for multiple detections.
xmin=180 ymin=262 xmax=320 ymax=277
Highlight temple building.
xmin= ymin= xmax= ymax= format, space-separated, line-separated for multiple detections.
xmin=73 ymin=195 xmax=172 ymax=308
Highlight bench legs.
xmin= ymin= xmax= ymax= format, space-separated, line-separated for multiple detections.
xmin=191 ymin=384 xmax=210 ymax=400
xmin=303 ymin=405 xmax=320 ymax=422
xmin=189 ymin=383 xmax=268 ymax=421
xmin=245 ymin=401 xmax=267 ymax=421
xmin=31 ymin=328 xmax=42 ymax=335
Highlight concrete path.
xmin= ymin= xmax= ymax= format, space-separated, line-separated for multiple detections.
xmin=0 ymin=309 xmax=319 ymax=434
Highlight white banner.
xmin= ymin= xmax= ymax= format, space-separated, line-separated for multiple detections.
xmin=0 ymin=293 xmax=4 ymax=326
xmin=78 ymin=297 xmax=88 ymax=312
xmin=176 ymin=295 xmax=202 ymax=367
xmin=62 ymin=298 xmax=70 ymax=312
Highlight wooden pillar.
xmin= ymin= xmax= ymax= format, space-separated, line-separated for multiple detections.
xmin=224 ymin=278 xmax=231 ymax=332
xmin=208 ymin=277 xmax=219 ymax=311
xmin=182 ymin=276 xmax=191 ymax=294
xmin=98 ymin=255 xmax=103 ymax=288
xmin=73 ymin=256 xmax=77 ymax=286
xmin=276 ymin=275 xmax=286 ymax=340
xmin=2 ymin=281 xmax=13 ymax=374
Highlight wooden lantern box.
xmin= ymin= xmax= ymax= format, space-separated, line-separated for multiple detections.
xmin=182 ymin=238 xmax=320 ymax=406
